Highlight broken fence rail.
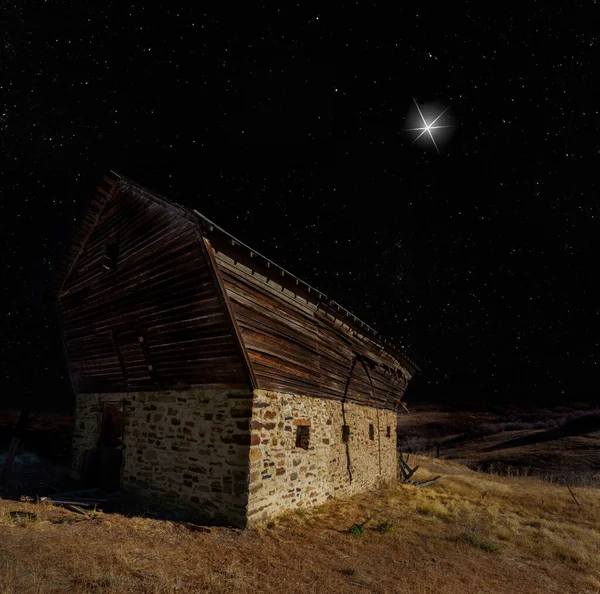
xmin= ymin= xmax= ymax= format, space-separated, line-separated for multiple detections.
xmin=399 ymin=453 xmax=443 ymax=487
xmin=403 ymin=475 xmax=443 ymax=488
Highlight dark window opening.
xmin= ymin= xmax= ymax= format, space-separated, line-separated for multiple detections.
xmin=342 ymin=425 xmax=350 ymax=443
xmin=103 ymin=241 xmax=119 ymax=270
xmin=386 ymin=426 xmax=391 ymax=438
xmin=296 ymin=425 xmax=310 ymax=450
xmin=369 ymin=424 xmax=375 ymax=441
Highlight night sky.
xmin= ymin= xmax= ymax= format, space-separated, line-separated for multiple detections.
xmin=1 ymin=4 xmax=599 ymax=410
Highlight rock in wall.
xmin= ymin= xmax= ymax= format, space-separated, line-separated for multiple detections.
xmin=246 ymin=389 xmax=397 ymax=525
xmin=71 ymin=388 xmax=253 ymax=526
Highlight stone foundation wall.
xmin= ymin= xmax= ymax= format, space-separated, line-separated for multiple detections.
xmin=71 ymin=388 xmax=254 ymax=527
xmin=72 ymin=387 xmax=398 ymax=527
xmin=246 ymin=389 xmax=397 ymax=525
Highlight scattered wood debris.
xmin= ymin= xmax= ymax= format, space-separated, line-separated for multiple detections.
xmin=399 ymin=454 xmax=443 ymax=487
xmin=404 ymin=476 xmax=443 ymax=488
xmin=399 ymin=455 xmax=419 ymax=482
xmin=38 ymin=488 xmax=120 ymax=511
xmin=179 ymin=521 xmax=212 ymax=534
xmin=65 ymin=504 xmax=89 ymax=516
xmin=8 ymin=511 xmax=37 ymax=521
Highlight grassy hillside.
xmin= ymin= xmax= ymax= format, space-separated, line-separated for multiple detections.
xmin=1 ymin=456 xmax=599 ymax=594
xmin=398 ymin=403 xmax=600 ymax=487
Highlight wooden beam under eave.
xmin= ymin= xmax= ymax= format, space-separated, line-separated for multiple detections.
xmin=196 ymin=230 xmax=258 ymax=390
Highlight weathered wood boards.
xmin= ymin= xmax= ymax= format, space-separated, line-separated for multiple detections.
xmin=49 ymin=172 xmax=416 ymax=409
xmin=54 ymin=180 xmax=248 ymax=392
xmin=208 ymin=231 xmax=414 ymax=411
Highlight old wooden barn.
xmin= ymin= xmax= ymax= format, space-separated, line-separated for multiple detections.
xmin=48 ymin=171 xmax=417 ymax=527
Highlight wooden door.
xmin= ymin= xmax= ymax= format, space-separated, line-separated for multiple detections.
xmin=98 ymin=403 xmax=124 ymax=488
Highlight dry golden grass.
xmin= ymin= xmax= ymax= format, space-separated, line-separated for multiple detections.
xmin=1 ymin=456 xmax=599 ymax=594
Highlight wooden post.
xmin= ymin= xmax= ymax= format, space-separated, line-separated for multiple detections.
xmin=0 ymin=408 xmax=29 ymax=490
xmin=565 ymin=481 xmax=581 ymax=510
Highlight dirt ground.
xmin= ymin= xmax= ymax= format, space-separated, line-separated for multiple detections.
xmin=1 ymin=456 xmax=599 ymax=594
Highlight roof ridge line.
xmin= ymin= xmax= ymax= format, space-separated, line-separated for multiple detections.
xmin=108 ymin=171 xmax=418 ymax=371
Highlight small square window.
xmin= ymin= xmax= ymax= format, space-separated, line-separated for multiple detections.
xmin=369 ymin=424 xmax=375 ymax=441
xmin=296 ymin=425 xmax=310 ymax=450
xmin=386 ymin=426 xmax=391 ymax=438
xmin=342 ymin=425 xmax=350 ymax=443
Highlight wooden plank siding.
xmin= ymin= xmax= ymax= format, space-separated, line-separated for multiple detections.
xmin=209 ymin=235 xmax=411 ymax=411
xmin=46 ymin=174 xmax=121 ymax=301
xmin=50 ymin=171 xmax=415 ymax=408
xmin=57 ymin=186 xmax=250 ymax=393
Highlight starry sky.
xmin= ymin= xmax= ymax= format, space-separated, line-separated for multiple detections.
xmin=1 ymin=4 xmax=599 ymax=410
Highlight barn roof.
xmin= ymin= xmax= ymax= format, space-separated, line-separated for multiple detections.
xmin=48 ymin=171 xmax=418 ymax=382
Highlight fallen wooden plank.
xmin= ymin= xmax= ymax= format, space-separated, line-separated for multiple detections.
xmin=40 ymin=498 xmax=110 ymax=507
xmin=401 ymin=463 xmax=419 ymax=482
xmin=407 ymin=475 xmax=443 ymax=487
xmin=44 ymin=488 xmax=102 ymax=499
xmin=39 ymin=490 xmax=121 ymax=506
xmin=40 ymin=498 xmax=92 ymax=507
xmin=180 ymin=521 xmax=212 ymax=533
xmin=399 ymin=457 xmax=412 ymax=470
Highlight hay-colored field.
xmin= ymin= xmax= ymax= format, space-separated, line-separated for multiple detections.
xmin=1 ymin=456 xmax=599 ymax=594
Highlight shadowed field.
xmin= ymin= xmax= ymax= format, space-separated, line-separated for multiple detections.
xmin=1 ymin=456 xmax=599 ymax=594
xmin=398 ymin=403 xmax=600 ymax=487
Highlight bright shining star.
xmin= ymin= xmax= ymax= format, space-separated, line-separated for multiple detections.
xmin=404 ymin=97 xmax=456 ymax=154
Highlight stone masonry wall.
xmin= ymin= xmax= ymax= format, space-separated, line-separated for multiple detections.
xmin=246 ymin=389 xmax=397 ymax=526
xmin=71 ymin=388 xmax=254 ymax=527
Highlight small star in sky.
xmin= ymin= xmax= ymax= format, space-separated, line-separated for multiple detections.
xmin=403 ymin=96 xmax=457 ymax=154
